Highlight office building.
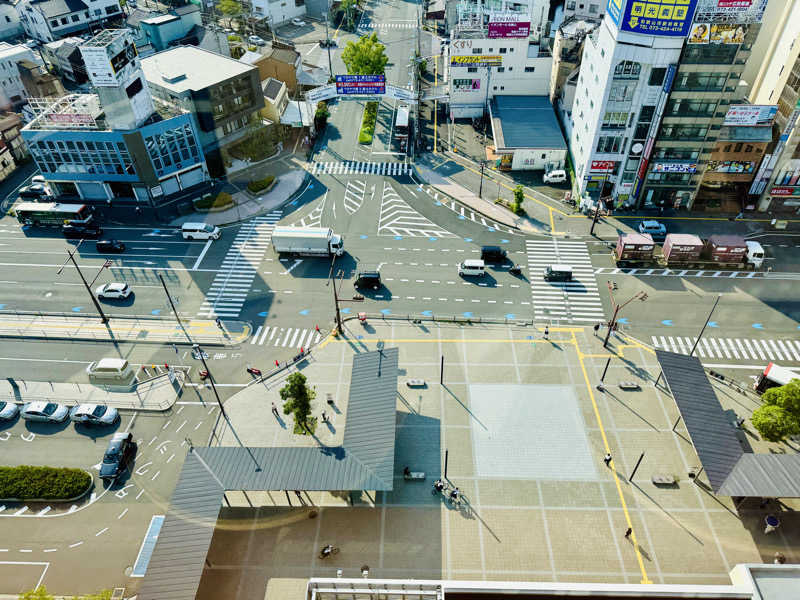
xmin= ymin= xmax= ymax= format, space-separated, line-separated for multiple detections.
xmin=0 ymin=41 xmax=41 ymax=110
xmin=17 ymin=0 xmax=123 ymax=43
xmin=141 ymin=45 xmax=264 ymax=176
xmin=21 ymin=30 xmax=208 ymax=205
xmin=564 ymin=0 xmax=689 ymax=203
xmin=639 ymin=0 xmax=769 ymax=211
xmin=446 ymin=0 xmax=553 ymax=119
xmin=549 ymin=15 xmax=599 ymax=102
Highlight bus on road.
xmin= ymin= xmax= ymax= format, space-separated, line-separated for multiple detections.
xmin=14 ymin=202 xmax=93 ymax=226
xmin=395 ymin=104 xmax=410 ymax=151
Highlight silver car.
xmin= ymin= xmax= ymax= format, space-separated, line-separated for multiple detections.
xmin=0 ymin=401 xmax=20 ymax=420
xmin=96 ymin=282 xmax=132 ymax=299
xmin=21 ymin=401 xmax=69 ymax=423
xmin=69 ymin=404 xmax=120 ymax=426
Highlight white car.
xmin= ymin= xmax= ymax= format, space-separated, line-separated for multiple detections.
xmin=96 ymin=283 xmax=132 ymax=300
xmin=291 ymin=18 xmax=306 ymax=26
xmin=21 ymin=401 xmax=69 ymax=423
xmin=543 ymin=169 xmax=567 ymax=184
xmin=70 ymin=404 xmax=120 ymax=426
xmin=0 ymin=401 xmax=20 ymax=420
xmin=248 ymin=35 xmax=266 ymax=46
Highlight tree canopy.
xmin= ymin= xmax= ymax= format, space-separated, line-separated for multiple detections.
xmin=218 ymin=0 xmax=243 ymax=16
xmin=341 ymin=33 xmax=388 ymax=76
xmin=19 ymin=586 xmax=112 ymax=600
xmin=280 ymin=372 xmax=315 ymax=432
xmin=751 ymin=379 xmax=800 ymax=442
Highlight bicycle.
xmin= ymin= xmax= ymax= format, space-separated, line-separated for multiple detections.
xmin=319 ymin=545 xmax=340 ymax=559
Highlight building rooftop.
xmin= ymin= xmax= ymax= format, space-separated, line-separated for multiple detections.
xmin=141 ymin=46 xmax=255 ymax=94
xmin=83 ymin=28 xmax=127 ymax=48
xmin=490 ymin=95 xmax=567 ymax=150
xmin=262 ymin=77 xmax=283 ymax=101
xmin=0 ymin=41 xmax=34 ymax=59
xmin=141 ymin=14 xmax=179 ymax=26
xmin=32 ymin=0 xmax=88 ymax=19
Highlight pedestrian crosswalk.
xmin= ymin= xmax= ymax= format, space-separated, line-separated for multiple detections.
xmin=360 ymin=22 xmax=417 ymax=29
xmin=418 ymin=184 xmax=520 ymax=234
xmin=311 ymin=161 xmax=410 ymax=176
xmin=379 ymin=181 xmax=456 ymax=237
xmin=652 ymin=336 xmax=800 ymax=363
xmin=197 ymin=212 xmax=281 ymax=318
xmin=594 ymin=266 xmax=768 ymax=279
xmin=526 ymin=239 xmax=605 ymax=323
xmin=250 ymin=325 xmax=322 ymax=348
xmin=344 ymin=179 xmax=365 ymax=215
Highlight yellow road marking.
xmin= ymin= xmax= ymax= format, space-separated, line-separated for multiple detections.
xmin=572 ymin=331 xmax=651 ymax=584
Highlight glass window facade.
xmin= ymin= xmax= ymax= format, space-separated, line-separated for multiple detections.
xmin=28 ymin=137 xmax=135 ymax=177
xmin=144 ymin=122 xmax=200 ymax=177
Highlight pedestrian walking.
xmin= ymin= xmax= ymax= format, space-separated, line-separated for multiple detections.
xmin=774 ymin=552 xmax=786 ymax=564
xmin=321 ymin=411 xmax=327 ymax=423
xmin=624 ymin=527 xmax=632 ymax=539
xmin=543 ymin=326 xmax=549 ymax=340
xmin=215 ymin=317 xmax=222 ymax=328
xmin=593 ymin=323 xmax=600 ymax=336
xmin=271 ymin=402 xmax=278 ymax=417
xmin=603 ymin=453 xmax=612 ymax=467
xmin=172 ymin=343 xmax=178 ymax=355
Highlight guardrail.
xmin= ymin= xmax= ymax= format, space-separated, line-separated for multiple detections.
xmin=343 ymin=312 xmax=535 ymax=327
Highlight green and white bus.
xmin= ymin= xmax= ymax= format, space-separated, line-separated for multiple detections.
xmin=14 ymin=202 xmax=93 ymax=226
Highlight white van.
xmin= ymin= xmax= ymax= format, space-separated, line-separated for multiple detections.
xmin=86 ymin=358 xmax=134 ymax=383
xmin=543 ymin=169 xmax=567 ymax=184
xmin=182 ymin=222 xmax=221 ymax=240
xmin=458 ymin=259 xmax=486 ymax=277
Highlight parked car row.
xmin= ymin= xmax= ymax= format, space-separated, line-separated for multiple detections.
xmin=0 ymin=401 xmax=121 ymax=425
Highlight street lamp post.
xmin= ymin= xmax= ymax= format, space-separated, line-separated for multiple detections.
xmin=689 ymin=294 xmax=721 ymax=357
xmin=323 ymin=0 xmax=333 ymax=76
xmin=193 ymin=343 xmax=228 ymax=421
xmin=603 ymin=283 xmax=647 ymax=349
xmin=478 ymin=161 xmax=486 ymax=198
xmin=57 ymin=241 xmax=109 ymax=324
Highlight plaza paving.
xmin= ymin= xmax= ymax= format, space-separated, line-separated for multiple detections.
xmin=197 ymin=322 xmax=800 ymax=600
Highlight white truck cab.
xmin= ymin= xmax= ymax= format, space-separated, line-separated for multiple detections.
xmin=745 ymin=241 xmax=765 ymax=268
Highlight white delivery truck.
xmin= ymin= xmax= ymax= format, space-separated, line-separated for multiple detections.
xmin=271 ymin=226 xmax=344 ymax=257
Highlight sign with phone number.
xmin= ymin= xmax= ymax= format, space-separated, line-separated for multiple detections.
xmin=335 ymin=75 xmax=386 ymax=95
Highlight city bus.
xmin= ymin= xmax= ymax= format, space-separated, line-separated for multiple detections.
xmin=395 ymin=104 xmax=410 ymax=151
xmin=14 ymin=202 xmax=93 ymax=226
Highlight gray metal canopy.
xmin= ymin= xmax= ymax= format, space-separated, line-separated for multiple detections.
xmin=657 ymin=350 xmax=800 ymax=498
xmin=138 ymin=348 xmax=399 ymax=600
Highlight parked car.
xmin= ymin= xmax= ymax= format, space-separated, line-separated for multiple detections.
xmin=63 ymin=223 xmax=103 ymax=239
xmin=18 ymin=184 xmax=51 ymax=200
xmin=96 ymin=239 xmax=125 ymax=253
xmin=96 ymin=282 xmax=132 ymax=300
xmin=31 ymin=175 xmax=46 ymax=184
xmin=543 ymin=169 xmax=567 ymax=184
xmin=248 ymin=35 xmax=266 ymax=46
xmin=70 ymin=404 xmax=120 ymax=426
xmin=21 ymin=401 xmax=69 ymax=423
xmin=291 ymin=18 xmax=306 ymax=26
xmin=638 ymin=220 xmax=667 ymax=238
xmin=99 ymin=432 xmax=135 ymax=480
xmin=0 ymin=401 xmax=20 ymax=420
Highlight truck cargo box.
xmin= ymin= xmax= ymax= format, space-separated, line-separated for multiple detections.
xmin=704 ymin=235 xmax=747 ymax=264
xmin=615 ymin=233 xmax=655 ymax=262
xmin=663 ymin=234 xmax=704 ymax=264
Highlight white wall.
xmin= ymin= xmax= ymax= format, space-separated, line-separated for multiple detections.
xmin=0 ymin=42 xmax=41 ymax=109
xmin=744 ymin=0 xmax=800 ymax=105
xmin=511 ymin=147 xmax=565 ymax=170
xmin=17 ymin=0 xmax=121 ymax=42
xmin=251 ymin=0 xmax=306 ymax=26
xmin=563 ymin=0 xmax=604 ymax=20
xmin=0 ymin=2 xmax=23 ymax=41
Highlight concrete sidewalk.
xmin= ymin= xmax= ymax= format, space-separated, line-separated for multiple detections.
xmin=0 ymin=314 xmax=250 ymax=346
xmin=415 ymin=162 xmax=540 ymax=234
xmin=169 ymin=169 xmax=307 ymax=227
xmin=0 ymin=371 xmax=184 ymax=411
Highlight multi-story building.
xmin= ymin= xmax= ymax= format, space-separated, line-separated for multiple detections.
xmin=549 ymin=15 xmax=599 ymax=102
xmin=42 ymin=36 xmax=87 ymax=84
xmin=240 ymin=40 xmax=301 ymax=93
xmin=0 ymin=136 xmax=16 ymax=181
xmin=639 ymin=0 xmax=769 ymax=211
xmin=0 ymin=41 xmax=42 ymax=110
xmin=16 ymin=0 xmax=123 ymax=43
xmin=563 ymin=0 xmax=689 ymax=202
xmin=250 ymin=0 xmax=307 ymax=27
xmin=446 ymin=0 xmax=552 ymax=119
xmin=0 ymin=111 xmax=27 ymax=160
xmin=0 ymin=0 xmax=23 ymax=41
xmin=21 ymin=29 xmax=209 ymax=205
xmin=18 ymin=58 xmax=65 ymax=97
xmin=562 ymin=0 xmax=605 ymax=21
xmin=141 ymin=45 xmax=264 ymax=176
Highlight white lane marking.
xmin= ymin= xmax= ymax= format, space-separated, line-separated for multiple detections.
xmin=118 ymin=508 xmax=129 ymax=519
xmin=191 ymin=239 xmax=213 ymax=271
xmin=69 ymin=541 xmax=83 ymax=548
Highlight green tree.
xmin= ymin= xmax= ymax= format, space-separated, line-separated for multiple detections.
xmin=340 ymin=0 xmax=357 ymax=29
xmin=280 ymin=372 xmax=316 ymax=433
xmin=341 ymin=33 xmax=388 ymax=76
xmin=218 ymin=0 xmax=243 ymax=27
xmin=19 ymin=587 xmax=112 ymax=600
xmin=751 ymin=379 xmax=800 ymax=442
xmin=513 ymin=184 xmax=524 ymax=205
xmin=315 ymin=101 xmax=331 ymax=131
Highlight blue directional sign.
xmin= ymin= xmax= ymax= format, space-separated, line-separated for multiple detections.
xmin=335 ymin=75 xmax=386 ymax=95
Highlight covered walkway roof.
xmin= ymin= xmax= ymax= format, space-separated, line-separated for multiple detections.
xmin=656 ymin=350 xmax=800 ymax=498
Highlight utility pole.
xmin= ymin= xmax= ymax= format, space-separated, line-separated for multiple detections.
xmin=478 ymin=161 xmax=486 ymax=198
xmin=57 ymin=241 xmax=109 ymax=324
xmin=689 ymin=294 xmax=721 ymax=357
xmin=324 ymin=0 xmax=333 ymax=76
xmin=604 ymin=283 xmax=647 ymax=349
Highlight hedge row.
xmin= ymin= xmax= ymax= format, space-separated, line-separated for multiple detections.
xmin=195 ymin=192 xmax=233 ymax=210
xmin=247 ymin=175 xmax=276 ymax=194
xmin=0 ymin=465 xmax=92 ymax=500
xmin=358 ymin=102 xmax=378 ymax=144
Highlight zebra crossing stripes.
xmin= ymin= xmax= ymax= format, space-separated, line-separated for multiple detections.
xmin=311 ymin=161 xmax=410 ymax=176
xmin=526 ymin=239 xmax=605 ymax=323
xmin=250 ymin=325 xmax=322 ymax=348
xmin=197 ymin=211 xmax=281 ymax=318
xmin=594 ymin=266 xmax=768 ymax=279
xmin=379 ymin=181 xmax=456 ymax=237
xmin=652 ymin=336 xmax=800 ymax=363
xmin=292 ymin=194 xmax=325 ymax=228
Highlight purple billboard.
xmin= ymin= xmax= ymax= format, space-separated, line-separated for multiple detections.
xmin=488 ymin=21 xmax=530 ymax=38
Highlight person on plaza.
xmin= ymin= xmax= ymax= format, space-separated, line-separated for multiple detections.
xmin=433 ymin=479 xmax=445 ymax=493
xmin=450 ymin=487 xmax=460 ymax=503
xmin=403 ymin=466 xmax=411 ymax=477
xmin=544 ymin=326 xmax=549 ymax=340
xmin=215 ymin=317 xmax=222 ymax=328
xmin=603 ymin=453 xmax=612 ymax=467
xmin=320 ymin=544 xmax=333 ymax=558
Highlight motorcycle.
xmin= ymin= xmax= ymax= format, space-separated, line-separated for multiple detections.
xmin=246 ymin=366 xmax=262 ymax=377
xmin=199 ymin=370 xmax=209 ymax=380
xmin=509 ymin=264 xmax=522 ymax=276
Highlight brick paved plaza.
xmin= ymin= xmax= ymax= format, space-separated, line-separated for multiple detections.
xmin=198 ymin=322 xmax=800 ymax=600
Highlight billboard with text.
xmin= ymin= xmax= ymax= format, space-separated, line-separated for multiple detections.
xmin=450 ymin=55 xmax=502 ymax=67
xmin=618 ymin=0 xmax=697 ymax=37
xmin=335 ymin=75 xmax=386 ymax=95
xmin=723 ymin=105 xmax=777 ymax=127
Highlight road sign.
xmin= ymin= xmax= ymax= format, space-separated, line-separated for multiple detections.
xmin=336 ymin=75 xmax=386 ymax=95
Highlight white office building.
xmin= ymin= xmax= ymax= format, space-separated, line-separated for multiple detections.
xmin=563 ymin=1 xmax=688 ymax=202
xmin=16 ymin=0 xmax=122 ymax=43
xmin=446 ymin=0 xmax=552 ymax=119
xmin=0 ymin=40 xmax=42 ymax=110
xmin=250 ymin=0 xmax=306 ymax=27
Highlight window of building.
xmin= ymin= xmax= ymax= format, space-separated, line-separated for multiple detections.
xmin=673 ymin=72 xmax=726 ymax=92
xmin=94 ymin=9 xmax=101 ymax=15
xmin=681 ymin=44 xmax=737 ymax=65
xmin=596 ymin=135 xmax=623 ymax=153
xmin=71 ymin=14 xmax=79 ymax=22
xmin=472 ymin=48 xmax=483 ymax=54
xmin=500 ymin=86 xmax=504 ymax=90
xmin=744 ymin=144 xmax=753 ymax=153
xmin=633 ymin=124 xmax=649 ymax=139
xmin=493 ymin=86 xmax=497 ymax=90
xmin=4 ymin=16 xmax=9 ymax=23
xmin=566 ymin=1 xmax=575 ymax=8
xmin=496 ymin=67 xmax=505 ymax=72
xmin=665 ymin=99 xmax=715 ymax=117
xmin=613 ymin=61 xmax=640 ymax=79
xmin=601 ymin=111 xmax=627 ymax=129
xmin=601 ymin=48 xmax=605 ymax=58
xmin=467 ymin=67 xmax=478 ymax=73
xmin=499 ymin=48 xmax=507 ymax=54
xmin=524 ymin=66 xmax=535 ymax=73
xmin=608 ymin=82 xmax=635 ymax=102
xmin=734 ymin=142 xmax=743 ymax=152
xmin=658 ymin=124 xmax=708 ymax=141
xmin=60 ymin=17 xmax=67 ymax=24
xmin=648 ymin=67 xmax=666 ymax=86
xmin=508 ymin=67 xmax=512 ymax=71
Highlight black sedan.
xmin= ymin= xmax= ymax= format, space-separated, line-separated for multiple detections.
xmin=99 ymin=432 xmax=135 ymax=480
xmin=96 ymin=239 xmax=125 ymax=253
